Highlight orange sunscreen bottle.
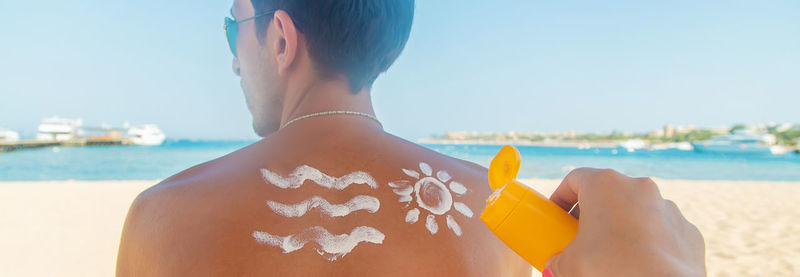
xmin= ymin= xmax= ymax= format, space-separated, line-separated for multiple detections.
xmin=480 ymin=145 xmax=579 ymax=272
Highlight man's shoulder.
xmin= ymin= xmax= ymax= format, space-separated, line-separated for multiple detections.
xmin=117 ymin=146 xmax=260 ymax=275
xmin=161 ymin=140 xmax=265 ymax=184
xmin=121 ymin=140 xmax=267 ymax=241
xmin=382 ymin=133 xmax=488 ymax=174
xmin=142 ymin=139 xmax=272 ymax=199
xmin=139 ymin=134 xmax=486 ymax=202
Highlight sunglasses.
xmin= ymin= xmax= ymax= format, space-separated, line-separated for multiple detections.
xmin=224 ymin=9 xmax=278 ymax=57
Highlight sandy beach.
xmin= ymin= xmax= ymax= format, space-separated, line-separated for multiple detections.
xmin=525 ymin=178 xmax=800 ymax=277
xmin=0 ymin=179 xmax=797 ymax=277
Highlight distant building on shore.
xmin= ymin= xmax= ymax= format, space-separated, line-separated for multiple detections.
xmin=444 ymin=130 xmax=467 ymax=140
xmin=664 ymin=124 xmax=675 ymax=138
xmin=649 ymin=129 xmax=665 ymax=138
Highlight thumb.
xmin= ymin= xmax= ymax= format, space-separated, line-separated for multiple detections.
xmin=543 ymin=253 xmax=562 ymax=277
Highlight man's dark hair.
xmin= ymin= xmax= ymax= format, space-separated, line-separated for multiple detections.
xmin=251 ymin=0 xmax=415 ymax=93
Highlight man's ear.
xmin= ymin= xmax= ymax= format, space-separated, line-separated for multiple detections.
xmin=270 ymin=10 xmax=299 ymax=77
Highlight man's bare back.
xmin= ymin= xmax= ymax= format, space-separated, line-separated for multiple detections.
xmin=116 ymin=120 xmax=531 ymax=276
xmin=117 ymin=0 xmax=530 ymax=275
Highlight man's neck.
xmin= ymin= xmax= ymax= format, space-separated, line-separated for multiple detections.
xmin=279 ymin=79 xmax=378 ymax=130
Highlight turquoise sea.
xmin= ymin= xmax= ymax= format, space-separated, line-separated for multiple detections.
xmin=1 ymin=140 xmax=799 ymax=181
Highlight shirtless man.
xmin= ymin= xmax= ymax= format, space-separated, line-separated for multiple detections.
xmin=117 ymin=0 xmax=706 ymax=276
xmin=116 ymin=0 xmax=531 ymax=275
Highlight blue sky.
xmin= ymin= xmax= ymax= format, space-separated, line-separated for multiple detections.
xmin=1 ymin=0 xmax=798 ymax=140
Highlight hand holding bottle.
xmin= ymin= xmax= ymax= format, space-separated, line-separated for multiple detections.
xmin=544 ymin=168 xmax=706 ymax=277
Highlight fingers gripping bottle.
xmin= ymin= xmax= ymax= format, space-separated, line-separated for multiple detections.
xmin=480 ymin=145 xmax=579 ymax=272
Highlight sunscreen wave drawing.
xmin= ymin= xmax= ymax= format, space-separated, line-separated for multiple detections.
xmin=267 ymin=195 xmax=380 ymax=218
xmin=390 ymin=162 xmax=474 ymax=236
xmin=252 ymin=226 xmax=385 ymax=261
xmin=255 ymin=165 xmax=384 ymax=261
xmin=261 ymin=165 xmax=379 ymax=190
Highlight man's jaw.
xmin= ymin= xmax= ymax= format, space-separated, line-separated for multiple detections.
xmin=240 ymin=81 xmax=253 ymax=110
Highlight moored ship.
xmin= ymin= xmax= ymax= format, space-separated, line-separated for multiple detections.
xmin=35 ymin=117 xmax=83 ymax=141
xmin=127 ymin=124 xmax=166 ymax=146
xmin=692 ymin=130 xmax=788 ymax=155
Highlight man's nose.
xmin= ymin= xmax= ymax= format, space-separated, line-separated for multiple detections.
xmin=232 ymin=57 xmax=241 ymax=77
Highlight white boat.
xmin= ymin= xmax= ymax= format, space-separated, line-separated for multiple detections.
xmin=35 ymin=117 xmax=82 ymax=141
xmin=618 ymin=139 xmax=647 ymax=152
xmin=692 ymin=130 xmax=786 ymax=155
xmin=649 ymin=142 xmax=694 ymax=151
xmin=127 ymin=124 xmax=166 ymax=146
xmin=0 ymin=128 xmax=20 ymax=142
xmin=675 ymin=142 xmax=694 ymax=151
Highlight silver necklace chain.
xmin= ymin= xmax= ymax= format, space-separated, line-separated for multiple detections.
xmin=280 ymin=110 xmax=382 ymax=130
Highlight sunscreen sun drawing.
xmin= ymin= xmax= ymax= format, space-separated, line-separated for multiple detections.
xmin=389 ymin=162 xmax=474 ymax=236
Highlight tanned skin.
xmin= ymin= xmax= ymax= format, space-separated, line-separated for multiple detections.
xmin=115 ymin=0 xmax=531 ymax=276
